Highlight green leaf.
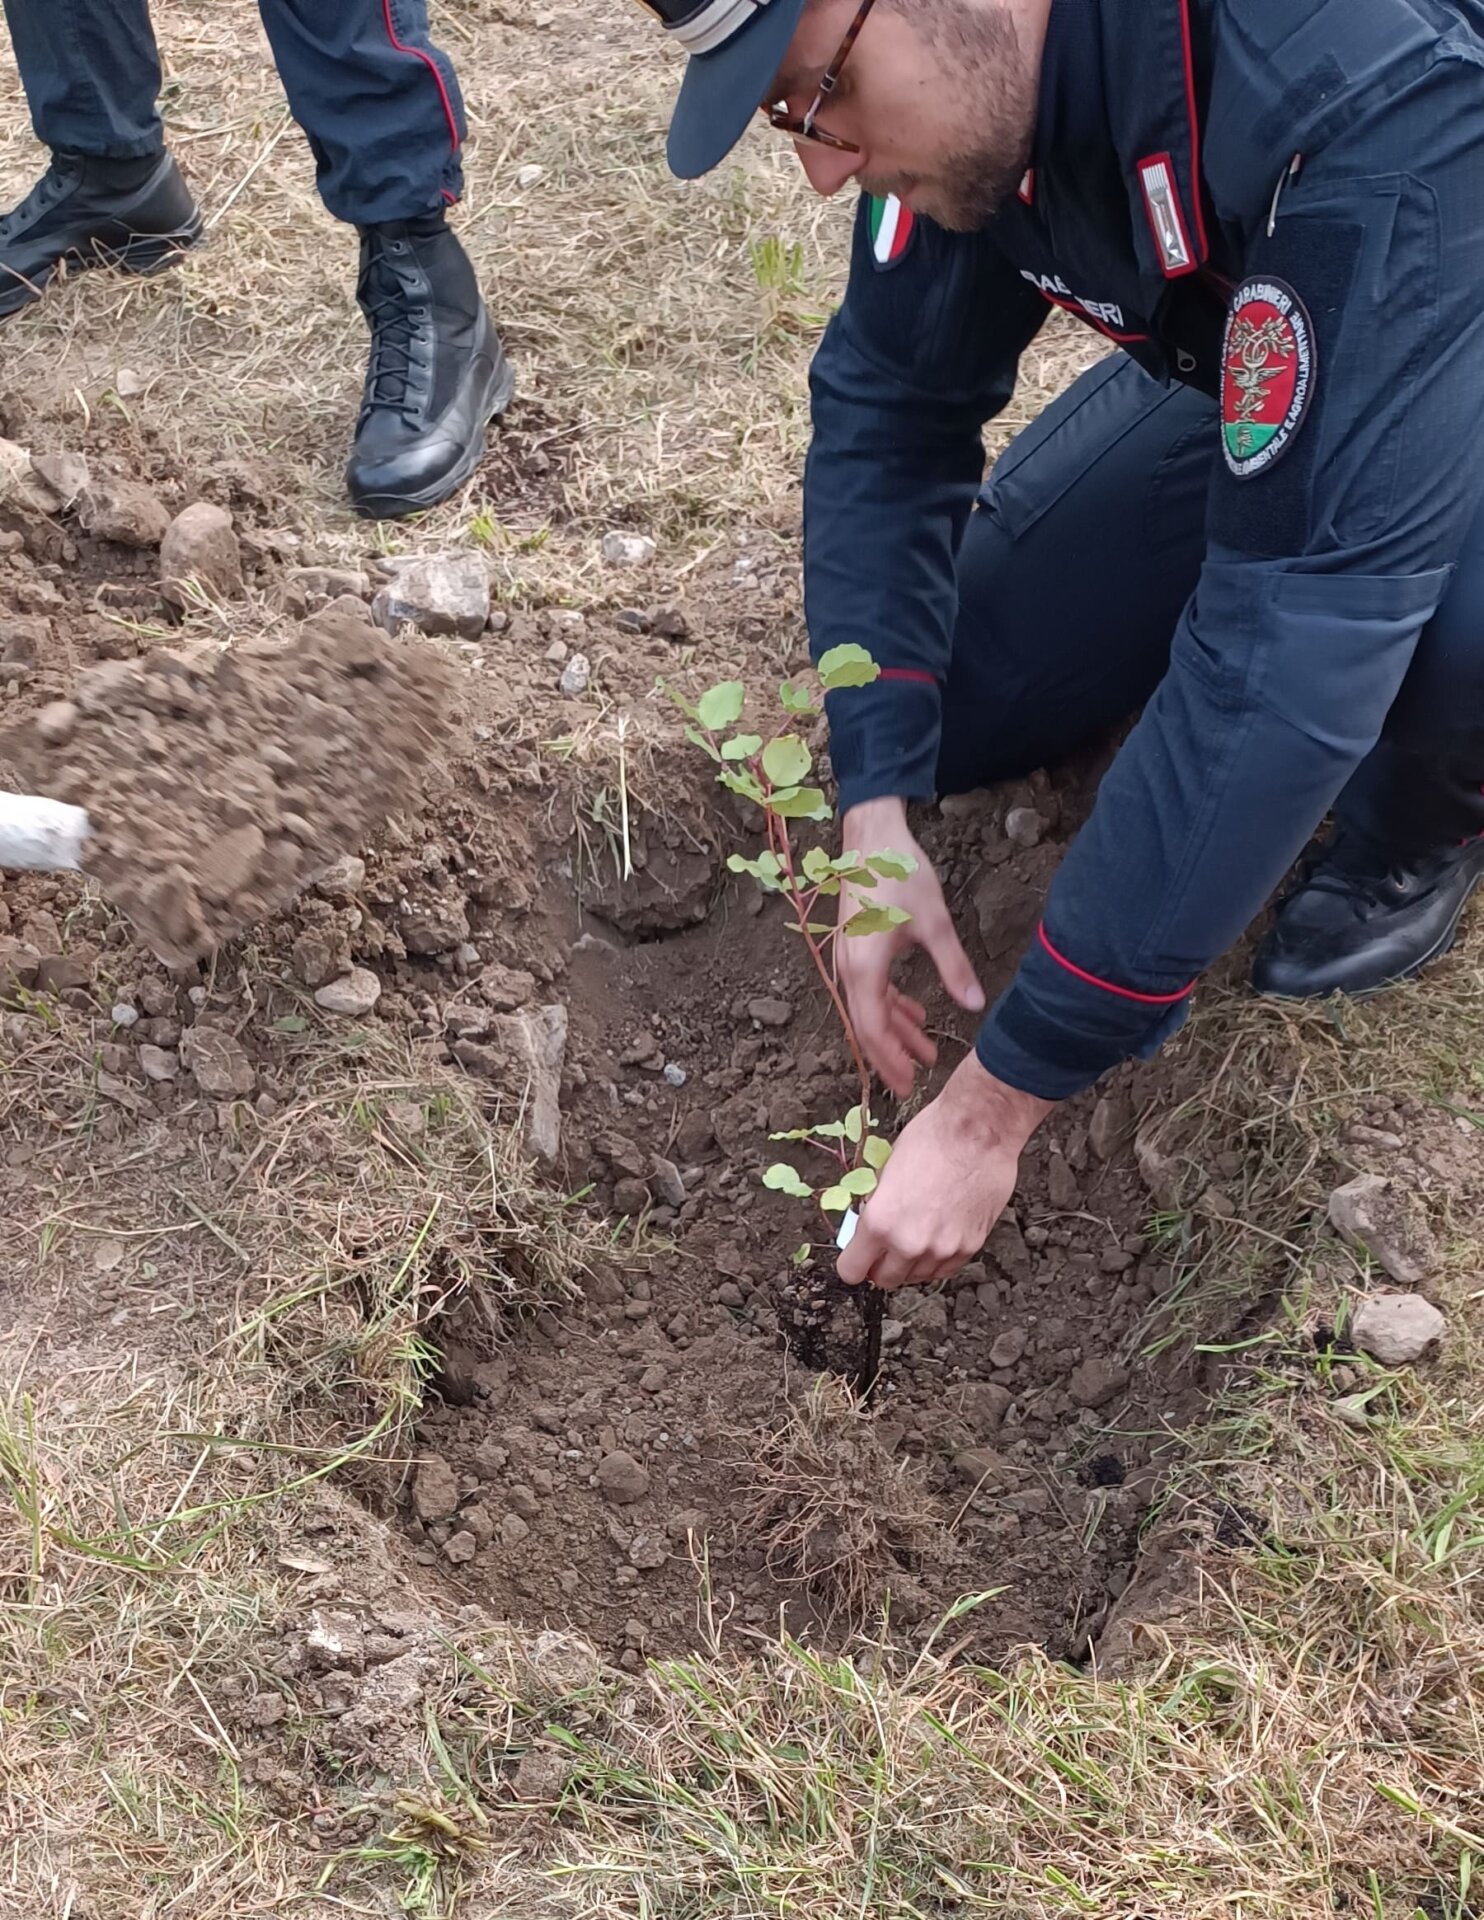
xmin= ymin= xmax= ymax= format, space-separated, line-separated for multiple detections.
xmin=763 ymin=1162 xmax=815 ymax=1199
xmin=867 ymin=850 xmax=917 ymax=880
xmin=661 ymin=680 xmax=698 ymax=722
xmin=840 ymin=1166 xmax=878 ymax=1197
xmin=819 ymin=1184 xmax=854 ymax=1214
xmin=843 ymin=1105 xmax=865 ymax=1144
xmin=273 ymin=1015 xmax=309 ymax=1034
xmin=685 ymin=724 xmax=721 ymax=762
xmin=817 ymin=643 xmax=881 ymax=691
xmin=863 ymin=1135 xmax=893 ymax=1171
xmin=844 ymin=905 xmax=912 ymax=936
xmin=769 ymin=786 xmax=832 ymax=821
xmin=802 ymin=845 xmax=833 ymax=884
xmin=697 ymin=681 xmax=746 ymax=730
xmin=721 ymin=733 xmax=762 ymax=761
xmin=779 ymin=682 xmax=818 ymax=716
xmin=718 ymin=768 xmax=766 ymax=805
xmin=791 ymin=1242 xmax=812 ymax=1266
xmin=761 ymin=735 xmax=811 ymax=787
xmin=800 ymin=921 xmax=835 ymax=934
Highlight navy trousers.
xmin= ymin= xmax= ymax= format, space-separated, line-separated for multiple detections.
xmin=1 ymin=0 xmax=466 ymax=224
xmin=943 ymin=353 xmax=1484 ymax=854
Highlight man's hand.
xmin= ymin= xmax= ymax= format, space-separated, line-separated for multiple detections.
xmin=837 ymin=796 xmax=985 ymax=1098
xmin=837 ymin=1053 xmax=1052 ymax=1290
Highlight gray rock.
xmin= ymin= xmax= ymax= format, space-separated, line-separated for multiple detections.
xmin=372 ymin=553 xmax=490 ymax=639
xmin=989 ymin=1326 xmax=1028 ymax=1369
xmin=30 ymin=449 xmax=91 ymax=508
xmin=662 ymin=1061 xmax=687 ymax=1087
xmin=1068 ymin=1357 xmax=1130 ymax=1409
xmin=160 ymin=502 xmax=244 ymax=607
xmin=953 ymin=1446 xmax=1014 ymax=1484
xmin=443 ymin=1529 xmax=478 ymax=1565
xmin=747 ymin=996 xmax=793 ymax=1028
xmin=411 ymin=1454 xmax=460 ymax=1523
xmin=596 ymin=1450 xmax=649 ymax=1505
xmin=111 ymin=1002 xmax=139 ymax=1028
xmin=313 ymin=854 xmax=367 ymax=899
xmin=34 ymin=700 xmax=78 ymax=746
xmin=138 ymin=1043 xmax=178 ymax=1082
xmin=1328 ymin=1173 xmax=1440 ymax=1288
xmin=78 ymin=476 xmax=172 ymax=548
xmin=558 ymin=652 xmax=591 ymax=696
xmin=1046 ymin=1148 xmax=1080 ymax=1211
xmin=1352 ymin=1293 xmax=1446 ymax=1366
xmin=492 ymin=1003 xmax=568 ymax=1166
xmin=649 ymin=1155 xmax=687 ymax=1208
xmin=601 ymin=531 xmax=657 ymax=567
xmin=1088 ymin=1094 xmax=1128 ymax=1163
xmin=1005 ymin=806 xmax=1046 ymax=848
xmin=314 ymin=968 xmax=382 ymax=1017
xmin=179 ymin=1027 xmax=256 ymax=1098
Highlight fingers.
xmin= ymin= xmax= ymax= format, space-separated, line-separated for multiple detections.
xmin=842 ymin=950 xmax=919 ymax=1099
xmin=920 ymin=909 xmax=986 ymax=1014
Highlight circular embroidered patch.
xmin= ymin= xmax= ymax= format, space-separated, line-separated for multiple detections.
xmin=1221 ymin=278 xmax=1316 ymax=480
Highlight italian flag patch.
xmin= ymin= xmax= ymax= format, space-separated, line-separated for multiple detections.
xmin=867 ymin=193 xmax=915 ymax=269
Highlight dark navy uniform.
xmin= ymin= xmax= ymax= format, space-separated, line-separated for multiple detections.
xmin=1 ymin=0 xmax=465 ymax=224
xmin=806 ymin=0 xmax=1484 ymax=1098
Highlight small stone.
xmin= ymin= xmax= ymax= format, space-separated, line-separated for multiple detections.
xmin=1088 ymin=1094 xmax=1127 ymax=1163
xmin=747 ymin=996 xmax=793 ymax=1028
xmin=372 ymin=553 xmax=490 ymax=640
xmin=638 ymin=1364 xmax=668 ymax=1393
xmin=314 ymin=968 xmax=383 ymax=1018
xmin=515 ymin=163 xmax=546 ymax=189
xmin=443 ymin=1529 xmax=478 ymax=1565
xmin=500 ymin=1513 xmax=532 ymax=1551
xmin=1351 ymin=1293 xmax=1446 ymax=1367
xmin=881 ymin=1318 xmax=906 ymax=1347
xmin=160 ymin=502 xmax=244 ymax=607
xmin=716 ymin=1281 xmax=744 ymax=1309
xmin=953 ymin=1447 xmax=1013 ymax=1485
xmin=1328 ymin=1173 xmax=1440 ymax=1288
xmin=651 ymin=606 xmax=689 ymax=641
xmin=489 ymin=1004 xmax=568 ymax=1166
xmin=111 ymin=1002 xmax=139 ymax=1028
xmin=662 ymin=1061 xmax=687 ymax=1087
xmin=544 ymin=638 xmax=568 ymax=663
xmin=412 ymin=1454 xmax=460 ymax=1524
xmin=615 ymin=608 xmax=651 ymax=634
xmin=613 ymin=1178 xmax=649 ymax=1217
xmin=649 ymin=1156 xmax=686 ymax=1208
xmin=313 ymin=854 xmax=367 ymax=899
xmin=34 ymin=700 xmax=77 ymax=746
xmin=559 ymin=652 xmax=591 ymax=696
xmin=1005 ymin=806 xmax=1046 ymax=848
xmin=1046 ymin=1149 xmax=1080 ymax=1211
xmin=989 ymin=1327 xmax=1028 ymax=1369
xmin=78 ymin=476 xmax=171 ymax=548
xmin=30 ymin=449 xmax=91 ymax=507
xmin=180 ymin=1027 xmax=256 ymax=1098
xmin=1068 ymin=1357 xmax=1130 ymax=1410
xmin=628 ymin=1533 xmax=667 ymax=1570
xmin=596 ymin=1450 xmax=649 ymax=1505
xmin=601 ymin=531 xmax=657 ymax=567
xmin=138 ymin=1043 xmax=178 ymax=1082
xmin=399 ymin=895 xmax=471 ymax=957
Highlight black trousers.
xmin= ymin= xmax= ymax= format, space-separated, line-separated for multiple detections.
xmin=941 ymin=353 xmax=1484 ymax=853
xmin=2 ymin=0 xmax=466 ymax=224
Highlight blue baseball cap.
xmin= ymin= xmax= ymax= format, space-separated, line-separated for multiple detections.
xmin=639 ymin=0 xmax=810 ymax=179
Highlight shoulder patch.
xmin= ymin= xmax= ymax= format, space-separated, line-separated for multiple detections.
xmin=866 ymin=193 xmax=916 ymax=270
xmin=1221 ymin=278 xmax=1316 ymax=479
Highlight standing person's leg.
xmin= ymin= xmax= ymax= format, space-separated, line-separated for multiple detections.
xmin=936 ymin=354 xmax=1217 ymax=795
xmin=0 ymin=0 xmax=200 ymax=317
xmin=1254 ymin=483 xmax=1484 ymax=995
xmin=256 ymin=0 xmax=513 ymax=519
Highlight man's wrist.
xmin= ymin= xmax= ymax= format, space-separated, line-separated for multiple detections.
xmin=943 ymin=1048 xmax=1054 ymax=1147
xmin=842 ymin=795 xmax=910 ymax=845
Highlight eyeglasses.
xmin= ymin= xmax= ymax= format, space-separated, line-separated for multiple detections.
xmin=762 ymin=0 xmax=877 ymax=154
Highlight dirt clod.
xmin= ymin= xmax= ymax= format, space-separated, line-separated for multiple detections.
xmin=160 ymin=502 xmax=244 ymax=608
xmin=1351 ymin=1293 xmax=1446 ymax=1366
xmin=1328 ymin=1173 xmax=1440 ymax=1287
xmin=77 ymin=475 xmax=171 ymax=547
xmin=412 ymin=1455 xmax=461 ymax=1524
xmin=314 ymin=968 xmax=382 ymax=1017
xmin=595 ymin=1451 xmax=650 ymax=1505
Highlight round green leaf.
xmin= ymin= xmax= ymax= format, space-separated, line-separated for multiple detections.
xmin=696 ymin=681 xmax=746 ymax=730
xmin=769 ymin=786 xmax=831 ymax=821
xmin=840 ymin=1166 xmax=878 ymax=1197
xmin=817 ymin=643 xmax=881 ymax=691
xmin=763 ymin=1162 xmax=815 ymax=1199
xmin=819 ymin=1184 xmax=853 ymax=1214
xmin=761 ymin=735 xmax=811 ymax=787
xmin=843 ymin=905 xmax=912 ymax=936
xmin=867 ymin=850 xmax=917 ymax=880
xmin=721 ymin=733 xmax=763 ymax=761
xmin=863 ymin=1135 xmax=892 ymax=1171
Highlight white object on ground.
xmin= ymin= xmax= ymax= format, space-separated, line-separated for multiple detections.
xmin=0 ymin=792 xmax=90 ymax=871
xmin=836 ymin=1207 xmax=859 ymax=1252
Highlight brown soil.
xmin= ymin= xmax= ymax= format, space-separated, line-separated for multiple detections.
xmin=0 ymin=436 xmax=1237 ymax=1684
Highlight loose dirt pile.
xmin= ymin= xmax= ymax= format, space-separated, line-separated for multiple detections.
xmin=3 ymin=602 xmax=451 ymax=965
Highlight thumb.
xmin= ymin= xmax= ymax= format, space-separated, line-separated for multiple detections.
xmin=921 ymin=911 xmax=985 ymax=1012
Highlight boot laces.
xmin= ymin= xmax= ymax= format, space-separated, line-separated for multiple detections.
xmin=0 ymin=158 xmax=79 ymax=244
xmin=359 ymin=242 xmax=433 ymax=418
xmin=1299 ymin=830 xmax=1421 ymax=915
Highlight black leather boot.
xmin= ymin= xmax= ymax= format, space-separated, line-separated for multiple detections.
xmin=346 ymin=215 xmax=513 ymax=519
xmin=0 ymin=150 xmax=202 ymax=319
xmin=1252 ymin=827 xmax=1484 ymax=998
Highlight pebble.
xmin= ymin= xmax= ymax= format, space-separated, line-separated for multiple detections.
xmin=443 ymin=1530 xmax=477 ymax=1565
xmin=1005 ymin=806 xmax=1047 ymax=848
xmin=601 ymin=531 xmax=657 ymax=567
xmin=372 ymin=552 xmax=490 ymax=640
xmin=412 ymin=1454 xmax=460 ymax=1523
xmin=1068 ymin=1357 xmax=1130 ymax=1410
xmin=747 ymin=996 xmax=793 ymax=1028
xmin=314 ymin=854 xmax=367 ymax=898
xmin=34 ymin=700 xmax=77 ymax=746
xmin=111 ymin=1003 xmax=139 ymax=1028
xmin=649 ymin=1156 xmax=687 ymax=1208
xmin=314 ymin=968 xmax=382 ymax=1017
xmin=652 ymin=606 xmax=689 ymax=640
xmin=1328 ymin=1173 xmax=1439 ymax=1287
xmin=180 ymin=1027 xmax=256 ymax=1098
xmin=137 ymin=1043 xmax=178 ymax=1082
xmin=596 ymin=1450 xmax=650 ymax=1505
xmin=1352 ymin=1293 xmax=1446 ymax=1367
xmin=160 ymin=501 xmax=244 ymax=607
xmin=515 ymin=163 xmax=546 ymax=188
xmin=559 ymin=652 xmax=591 ymax=696
xmin=662 ymin=1061 xmax=687 ymax=1087
xmin=989 ymin=1327 xmax=1028 ymax=1369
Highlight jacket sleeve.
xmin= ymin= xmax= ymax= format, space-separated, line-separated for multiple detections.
xmin=978 ymin=48 xmax=1484 ymax=1099
xmin=806 ymin=198 xmax=1049 ymax=812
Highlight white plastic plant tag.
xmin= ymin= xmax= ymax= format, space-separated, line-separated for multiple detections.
xmin=835 ymin=1207 xmax=859 ymax=1252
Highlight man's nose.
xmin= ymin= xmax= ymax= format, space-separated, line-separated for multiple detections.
xmin=794 ymin=139 xmax=859 ymax=196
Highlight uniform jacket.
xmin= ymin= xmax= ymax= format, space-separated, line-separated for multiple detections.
xmin=805 ymin=0 xmax=1484 ymax=1096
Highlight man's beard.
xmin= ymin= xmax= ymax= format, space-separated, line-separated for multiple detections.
xmin=861 ymin=0 xmax=1036 ymax=231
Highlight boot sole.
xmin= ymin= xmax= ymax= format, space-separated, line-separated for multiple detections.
xmin=348 ymin=349 xmax=516 ymax=520
xmin=0 ymin=214 xmax=206 ymax=319
xmin=1254 ymin=858 xmax=1484 ymax=1001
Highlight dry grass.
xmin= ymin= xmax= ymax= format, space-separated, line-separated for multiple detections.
xmin=736 ymin=1376 xmax=947 ymax=1623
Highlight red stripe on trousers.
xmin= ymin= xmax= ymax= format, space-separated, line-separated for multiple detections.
xmin=1038 ymin=923 xmax=1195 ymax=1005
xmin=381 ymin=0 xmax=460 ymax=154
